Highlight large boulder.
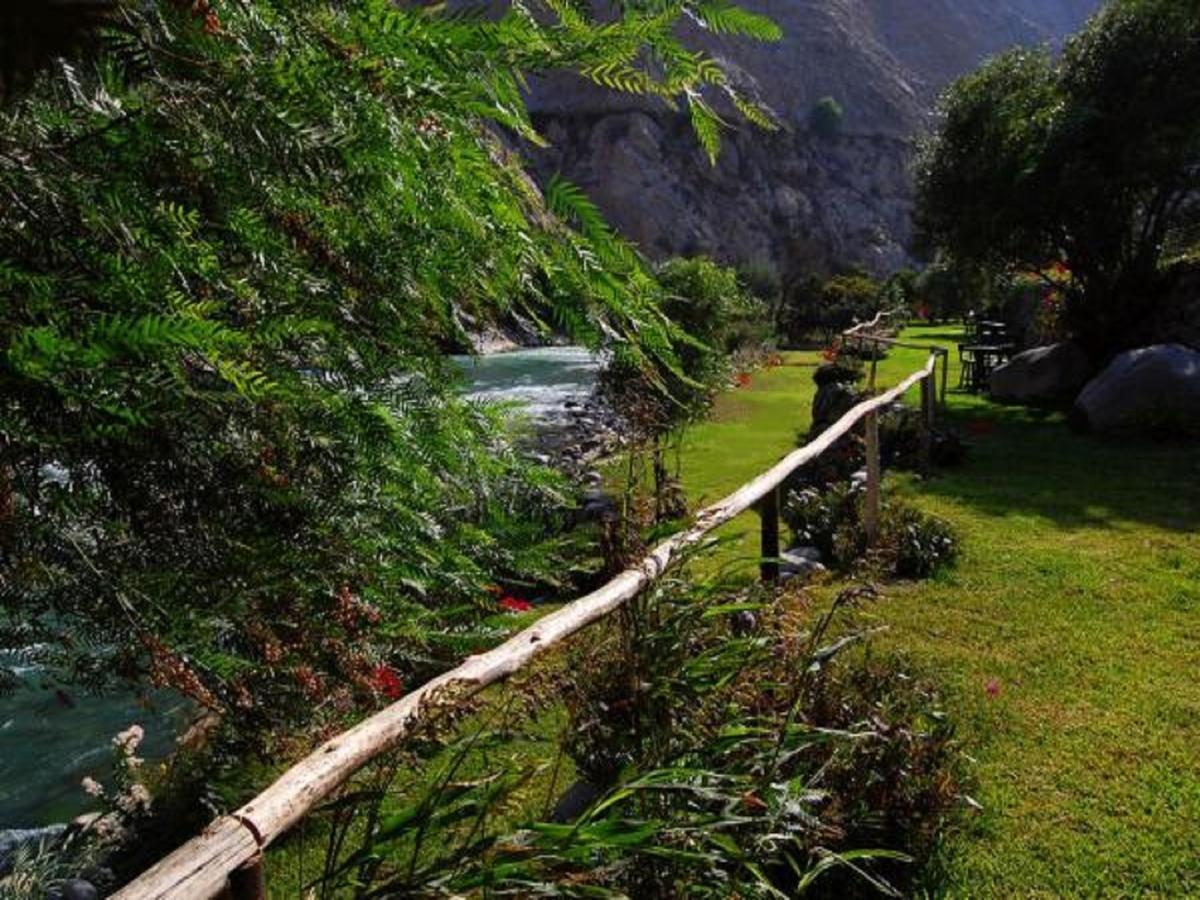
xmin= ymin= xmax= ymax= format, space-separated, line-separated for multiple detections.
xmin=1072 ymin=344 xmax=1200 ymax=432
xmin=989 ymin=341 xmax=1090 ymax=405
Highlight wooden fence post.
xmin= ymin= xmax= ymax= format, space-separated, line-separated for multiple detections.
xmin=939 ymin=351 xmax=949 ymax=408
xmin=227 ymin=858 xmax=265 ymax=900
xmin=919 ymin=375 xmax=934 ymax=476
xmin=863 ymin=409 xmax=881 ymax=545
xmin=757 ymin=486 xmax=780 ymax=583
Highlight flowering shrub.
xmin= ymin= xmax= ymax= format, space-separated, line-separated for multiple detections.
xmin=77 ymin=724 xmax=155 ymax=849
xmin=370 ymin=665 xmax=405 ymax=701
xmin=498 ymin=596 xmax=534 ymax=614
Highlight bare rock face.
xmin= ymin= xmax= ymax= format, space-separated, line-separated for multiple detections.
xmin=524 ymin=0 xmax=1098 ymax=277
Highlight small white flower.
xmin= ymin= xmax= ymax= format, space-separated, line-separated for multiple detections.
xmin=116 ymin=783 xmax=152 ymax=815
xmin=81 ymin=776 xmax=104 ymax=798
xmin=113 ymin=724 xmax=145 ymax=753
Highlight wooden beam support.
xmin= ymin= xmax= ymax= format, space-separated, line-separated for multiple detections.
xmin=863 ymin=409 xmax=881 ymax=545
xmin=757 ymin=486 xmax=780 ymax=583
xmin=919 ymin=375 xmax=934 ymax=476
xmin=228 ymin=858 xmax=265 ymax=900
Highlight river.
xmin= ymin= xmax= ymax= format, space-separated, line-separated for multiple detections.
xmin=0 ymin=347 xmax=600 ymax=828
xmin=452 ymin=345 xmax=602 ymax=425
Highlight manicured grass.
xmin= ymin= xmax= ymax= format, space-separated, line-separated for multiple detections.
xmin=673 ymin=351 xmax=822 ymax=575
xmin=673 ymin=325 xmax=1200 ymax=895
xmin=868 ymin=327 xmax=1200 ymax=896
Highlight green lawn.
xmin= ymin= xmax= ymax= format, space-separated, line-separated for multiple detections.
xmin=673 ymin=352 xmax=822 ymax=575
xmin=675 ymin=326 xmax=1200 ymax=896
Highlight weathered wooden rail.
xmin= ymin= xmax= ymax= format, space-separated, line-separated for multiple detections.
xmin=842 ymin=308 xmax=950 ymax=406
xmin=115 ymin=350 xmax=940 ymax=900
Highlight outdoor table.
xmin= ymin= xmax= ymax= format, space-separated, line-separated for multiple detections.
xmin=960 ymin=343 xmax=1015 ymax=392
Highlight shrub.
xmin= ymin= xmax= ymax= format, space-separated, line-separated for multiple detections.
xmin=783 ymin=486 xmax=959 ymax=580
xmin=777 ymin=270 xmax=884 ymax=346
xmin=882 ymin=503 xmax=960 ymax=579
xmin=810 ymin=96 xmax=845 ymax=138
xmin=540 ymin=580 xmax=962 ymax=897
xmin=301 ymin=575 xmax=962 ymax=899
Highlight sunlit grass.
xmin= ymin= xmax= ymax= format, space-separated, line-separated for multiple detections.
xmin=264 ymin=326 xmax=1200 ymax=895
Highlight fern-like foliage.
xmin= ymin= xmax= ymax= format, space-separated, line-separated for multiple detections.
xmin=0 ymin=0 xmax=779 ymax=737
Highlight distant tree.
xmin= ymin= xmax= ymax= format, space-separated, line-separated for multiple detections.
xmin=777 ymin=269 xmax=882 ymax=346
xmin=914 ymin=257 xmax=984 ymax=323
xmin=916 ymin=0 xmax=1200 ymax=359
xmin=809 ymin=96 xmax=844 ymax=139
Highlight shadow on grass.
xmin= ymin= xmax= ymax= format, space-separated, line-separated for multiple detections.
xmin=924 ymin=400 xmax=1200 ymax=534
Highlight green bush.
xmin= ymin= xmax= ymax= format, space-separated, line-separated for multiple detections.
xmin=783 ymin=486 xmax=959 ymax=580
xmin=809 ymin=95 xmax=845 ymax=138
xmin=0 ymin=0 xmax=777 ymax=727
xmin=882 ymin=503 xmax=960 ymax=579
xmin=777 ymin=269 xmax=883 ymax=347
xmin=309 ymin=578 xmax=962 ymax=898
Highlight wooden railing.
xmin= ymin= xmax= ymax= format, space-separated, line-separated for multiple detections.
xmin=114 ymin=350 xmax=941 ymax=900
xmin=842 ymin=308 xmax=950 ymax=406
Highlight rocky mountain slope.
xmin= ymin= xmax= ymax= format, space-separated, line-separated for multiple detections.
xmin=524 ymin=0 xmax=1099 ymax=279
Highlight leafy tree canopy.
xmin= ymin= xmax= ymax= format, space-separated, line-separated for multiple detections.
xmin=0 ymin=0 xmax=778 ymax=725
xmin=915 ymin=0 xmax=1200 ymax=358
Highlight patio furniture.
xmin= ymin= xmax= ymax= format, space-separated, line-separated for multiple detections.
xmin=959 ymin=343 xmax=1016 ymax=392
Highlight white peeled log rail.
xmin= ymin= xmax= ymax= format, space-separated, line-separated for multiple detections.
xmin=841 ymin=310 xmax=950 ymax=405
xmin=115 ymin=354 xmax=939 ymax=900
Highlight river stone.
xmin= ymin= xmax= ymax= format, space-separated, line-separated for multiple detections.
xmin=1072 ymin=344 xmax=1200 ymax=432
xmin=780 ymin=547 xmax=826 ymax=581
xmin=0 ymin=825 xmax=66 ymax=873
xmin=990 ymin=342 xmax=1090 ymax=405
xmin=61 ymin=880 xmax=99 ymax=900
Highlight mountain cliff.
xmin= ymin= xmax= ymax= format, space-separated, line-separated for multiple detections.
xmin=524 ymin=0 xmax=1099 ymax=278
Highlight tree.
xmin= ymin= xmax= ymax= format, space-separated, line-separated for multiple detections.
xmin=809 ymin=96 xmax=844 ymax=139
xmin=915 ymin=0 xmax=1200 ymax=359
xmin=0 ymin=0 xmax=780 ymax=725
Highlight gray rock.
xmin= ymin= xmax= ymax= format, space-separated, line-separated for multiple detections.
xmin=990 ymin=342 xmax=1091 ymax=405
xmin=730 ymin=610 xmax=758 ymax=635
xmin=523 ymin=2 xmax=1095 ymax=278
xmin=62 ymin=879 xmax=99 ymax=900
xmin=1072 ymin=344 xmax=1200 ymax=432
xmin=0 ymin=825 xmax=66 ymax=873
xmin=812 ymin=382 xmax=862 ymax=434
xmin=579 ymin=489 xmax=619 ymax=522
xmin=787 ymin=545 xmax=823 ymax=563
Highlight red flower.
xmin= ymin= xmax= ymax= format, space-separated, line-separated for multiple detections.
xmin=985 ymin=678 xmax=1002 ymax=698
xmin=370 ymin=664 xmax=405 ymax=701
xmin=499 ymin=596 xmax=534 ymax=614
xmin=735 ymin=373 xmax=752 ymax=388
